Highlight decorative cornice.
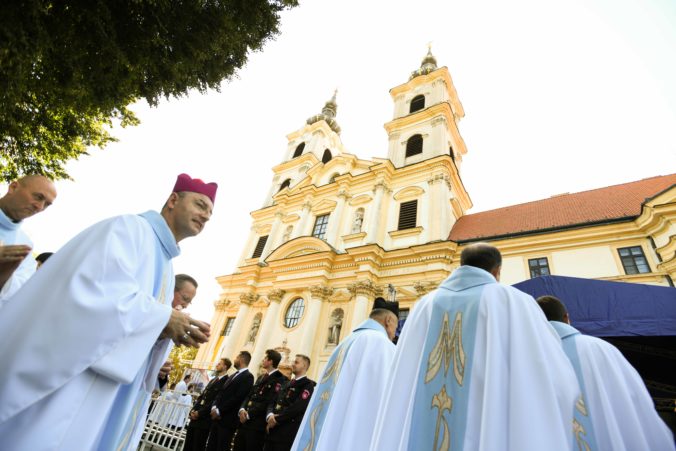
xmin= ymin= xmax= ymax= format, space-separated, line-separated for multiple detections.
xmin=414 ymin=281 xmax=438 ymax=296
xmin=267 ymin=289 xmax=286 ymax=302
xmin=310 ymin=285 xmax=334 ymax=300
xmin=239 ymin=292 xmax=259 ymax=305
xmin=214 ymin=299 xmax=231 ymax=311
xmin=347 ymin=279 xmax=383 ymax=297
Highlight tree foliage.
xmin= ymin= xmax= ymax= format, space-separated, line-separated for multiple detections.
xmin=0 ymin=0 xmax=297 ymax=181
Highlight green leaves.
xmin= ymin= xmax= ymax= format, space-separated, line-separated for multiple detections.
xmin=0 ymin=0 xmax=297 ymax=181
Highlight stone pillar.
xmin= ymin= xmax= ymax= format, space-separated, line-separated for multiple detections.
xmin=298 ymin=285 xmax=333 ymax=357
xmin=261 ymin=211 xmax=285 ymax=258
xmin=249 ymin=289 xmax=285 ymax=368
xmin=197 ymin=299 xmax=230 ymax=367
xmin=324 ymin=189 xmax=349 ymax=246
xmin=237 ymin=226 xmax=258 ymax=263
xmin=293 ymin=200 xmax=313 ymax=239
xmin=348 ymin=280 xmax=382 ymax=331
xmin=218 ymin=292 xmax=257 ymax=360
xmin=366 ymin=180 xmax=387 ymax=243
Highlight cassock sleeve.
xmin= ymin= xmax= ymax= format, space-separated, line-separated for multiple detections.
xmin=0 ymin=216 xmax=172 ymax=422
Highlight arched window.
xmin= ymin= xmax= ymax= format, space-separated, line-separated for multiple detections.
xmin=405 ymin=134 xmax=423 ymax=157
xmin=278 ymin=179 xmax=291 ymax=192
xmin=410 ymin=95 xmax=425 ymax=113
xmin=322 ymin=149 xmax=332 ymax=164
xmin=292 ymin=142 xmax=305 ymax=158
xmin=284 ymin=298 xmax=305 ymax=328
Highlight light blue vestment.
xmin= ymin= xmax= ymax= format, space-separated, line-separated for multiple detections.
xmin=0 ymin=207 xmax=36 ymax=306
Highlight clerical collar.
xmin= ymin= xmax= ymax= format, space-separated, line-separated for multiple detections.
xmin=139 ymin=211 xmax=180 ymax=259
xmin=0 ymin=208 xmax=21 ymax=231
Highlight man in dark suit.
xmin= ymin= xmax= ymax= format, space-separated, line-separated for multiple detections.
xmin=264 ymin=354 xmax=315 ymax=451
xmin=184 ymin=357 xmax=232 ymax=451
xmin=233 ymin=349 xmax=289 ymax=451
xmin=207 ymin=351 xmax=254 ymax=451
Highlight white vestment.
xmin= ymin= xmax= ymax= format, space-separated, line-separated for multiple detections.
xmin=292 ymin=319 xmax=396 ymax=451
xmin=370 ymin=266 xmax=580 ymax=451
xmin=0 ymin=211 xmax=177 ymax=451
xmin=175 ymin=380 xmax=188 ymax=394
xmin=0 ymin=207 xmax=37 ymax=307
xmin=550 ymin=321 xmax=675 ymax=450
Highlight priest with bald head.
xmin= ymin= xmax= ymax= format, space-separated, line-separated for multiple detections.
xmin=0 ymin=174 xmax=216 ymax=451
xmin=0 ymin=174 xmax=57 ymax=308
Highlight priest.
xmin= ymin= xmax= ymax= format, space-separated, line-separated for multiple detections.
xmin=291 ymin=297 xmax=399 ymax=451
xmin=0 ymin=173 xmax=216 ymax=451
xmin=537 ymin=295 xmax=675 ymax=450
xmin=0 ymin=174 xmax=57 ymax=307
xmin=370 ymin=243 xmax=580 ymax=451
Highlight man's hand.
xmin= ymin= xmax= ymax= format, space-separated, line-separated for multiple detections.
xmin=267 ymin=414 xmax=277 ymax=429
xmin=210 ymin=409 xmax=220 ymax=420
xmin=160 ymin=309 xmax=211 ymax=347
xmin=158 ymin=360 xmax=173 ymax=379
xmin=239 ymin=409 xmax=249 ymax=423
xmin=0 ymin=244 xmax=31 ymax=265
xmin=189 ymin=410 xmax=199 ymax=420
xmin=0 ymin=245 xmax=31 ymax=288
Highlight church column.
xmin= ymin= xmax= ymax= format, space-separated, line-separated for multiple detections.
xmin=218 ymin=292 xmax=257 ymax=360
xmin=348 ymin=280 xmax=382 ymax=332
xmin=292 ymin=200 xmax=313 ymax=239
xmin=194 ymin=298 xmax=229 ymax=369
xmin=249 ymin=289 xmax=285 ymax=369
xmin=427 ymin=174 xmax=443 ymax=240
xmin=298 ymin=285 xmax=333 ymax=357
xmin=261 ymin=211 xmax=285 ymax=258
xmin=324 ymin=189 xmax=349 ymax=246
xmin=237 ymin=226 xmax=259 ymax=263
xmin=366 ymin=180 xmax=387 ymax=243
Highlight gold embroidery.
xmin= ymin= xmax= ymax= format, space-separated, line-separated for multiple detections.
xmin=320 ymin=346 xmax=346 ymax=384
xmin=425 ymin=312 xmax=465 ymax=386
xmin=431 ymin=385 xmax=452 ymax=451
xmin=572 ymin=419 xmax=592 ymax=451
xmin=575 ymin=395 xmax=588 ymax=416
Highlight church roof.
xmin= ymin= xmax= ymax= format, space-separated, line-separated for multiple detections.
xmin=448 ymin=174 xmax=676 ymax=243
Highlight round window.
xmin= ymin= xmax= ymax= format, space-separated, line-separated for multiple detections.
xmin=284 ymin=298 xmax=305 ymax=328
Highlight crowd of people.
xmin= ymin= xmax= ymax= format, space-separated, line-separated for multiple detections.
xmin=0 ymin=173 xmax=673 ymax=450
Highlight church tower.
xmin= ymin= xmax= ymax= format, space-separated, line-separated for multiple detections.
xmin=385 ymin=46 xmax=468 ymax=170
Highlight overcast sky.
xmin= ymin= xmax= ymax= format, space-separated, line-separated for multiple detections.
xmin=14 ymin=0 xmax=676 ymax=322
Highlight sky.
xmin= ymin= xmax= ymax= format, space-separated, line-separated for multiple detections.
xmin=11 ymin=0 xmax=676 ymax=323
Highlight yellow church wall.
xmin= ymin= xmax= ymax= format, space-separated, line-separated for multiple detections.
xmin=499 ymin=256 xmax=526 ymax=283
xmin=551 ymin=246 xmax=618 ymax=279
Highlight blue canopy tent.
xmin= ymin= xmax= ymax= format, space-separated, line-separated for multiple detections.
xmin=513 ymin=275 xmax=676 ymax=337
xmin=514 ymin=275 xmax=676 ymax=423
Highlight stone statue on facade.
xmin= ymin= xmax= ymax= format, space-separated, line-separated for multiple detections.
xmin=247 ymin=313 xmax=261 ymax=343
xmin=351 ymin=208 xmax=364 ymax=234
xmin=327 ymin=309 xmax=344 ymax=345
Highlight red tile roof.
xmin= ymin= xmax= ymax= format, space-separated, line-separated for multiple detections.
xmin=449 ymin=174 xmax=676 ymax=242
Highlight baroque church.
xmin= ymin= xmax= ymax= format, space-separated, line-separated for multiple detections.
xmin=192 ymin=50 xmax=676 ymax=379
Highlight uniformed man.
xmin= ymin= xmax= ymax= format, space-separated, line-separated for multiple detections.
xmin=233 ymin=349 xmax=289 ymax=451
xmin=183 ymin=358 xmax=231 ymax=451
xmin=264 ymin=354 xmax=315 ymax=451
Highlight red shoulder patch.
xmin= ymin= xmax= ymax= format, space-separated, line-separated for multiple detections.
xmin=301 ymin=389 xmax=310 ymax=400
xmin=275 ymin=383 xmax=281 ymax=392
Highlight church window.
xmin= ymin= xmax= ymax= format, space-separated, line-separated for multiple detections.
xmin=251 ymin=235 xmax=268 ymax=258
xmin=397 ymin=200 xmax=418 ymax=230
xmin=278 ymin=179 xmax=291 ymax=192
xmin=221 ymin=317 xmax=235 ymax=336
xmin=293 ymin=142 xmax=305 ymax=158
xmin=528 ymin=257 xmax=550 ymax=278
xmin=410 ymin=95 xmax=425 ymax=113
xmin=322 ymin=149 xmax=333 ymax=164
xmin=618 ymin=246 xmax=650 ymax=274
xmin=284 ymin=298 xmax=305 ymax=328
xmin=405 ymin=134 xmax=423 ymax=157
xmin=312 ymin=214 xmax=329 ymax=240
